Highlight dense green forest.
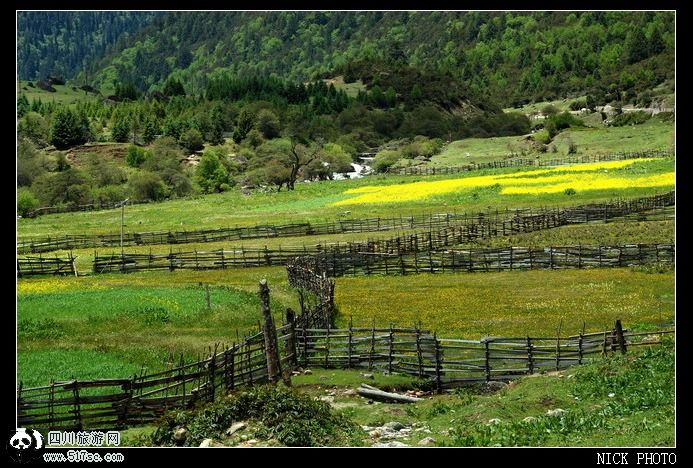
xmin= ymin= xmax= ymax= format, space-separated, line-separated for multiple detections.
xmin=16 ymin=11 xmax=675 ymax=214
xmin=74 ymin=11 xmax=674 ymax=107
xmin=17 ymin=12 xmax=160 ymax=81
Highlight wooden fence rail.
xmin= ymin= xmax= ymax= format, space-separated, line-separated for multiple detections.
xmin=17 ymin=320 xmax=673 ymax=432
xmin=17 ymin=254 xmax=77 ymax=278
xmin=86 ymin=191 xmax=674 ymax=275
xmin=90 ymin=242 xmax=673 ymax=277
xmin=17 ymin=189 xmax=674 ymax=255
xmin=388 ymin=148 xmax=674 ymax=176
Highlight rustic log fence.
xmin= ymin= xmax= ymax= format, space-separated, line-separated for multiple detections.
xmin=296 ymin=321 xmax=673 ymax=388
xmin=17 ymin=316 xmax=673 ymax=432
xmin=287 ymin=259 xmax=335 ymax=329
xmin=17 ymin=253 xmax=78 ymax=278
xmin=389 ymin=148 xmax=674 ymax=176
xmin=306 ymin=243 xmax=674 ymax=278
xmin=17 ymin=189 xmax=674 ymax=255
xmin=87 ymin=191 xmax=674 ymax=274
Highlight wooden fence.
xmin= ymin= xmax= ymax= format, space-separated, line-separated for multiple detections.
xmin=17 ymin=188 xmax=674 ymax=256
xmin=17 ymin=254 xmax=77 ymax=278
xmin=17 ymin=318 xmax=673 ymax=431
xmin=17 ymin=326 xmax=288 ymax=431
xmin=287 ymin=258 xmax=335 ymax=329
xmin=17 ymin=212 xmax=480 ymax=254
xmin=24 ymin=199 xmax=152 ymax=219
xmin=299 ymin=323 xmax=673 ymax=390
xmin=306 ymin=243 xmax=675 ymax=278
xmin=87 ymin=191 xmax=674 ymax=275
xmin=389 ymin=148 xmax=674 ymax=176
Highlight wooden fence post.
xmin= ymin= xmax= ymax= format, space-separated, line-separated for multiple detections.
xmin=415 ymin=323 xmax=423 ymax=378
xmin=347 ymin=316 xmax=353 ymax=369
xmin=526 ymin=337 xmax=534 ymax=374
xmin=388 ymin=324 xmax=394 ymax=374
xmin=614 ymin=319 xmax=627 ymax=354
xmin=285 ymin=308 xmax=298 ymax=368
xmin=434 ymin=332 xmax=443 ymax=394
xmin=259 ymin=279 xmax=282 ymax=383
xmin=483 ymin=338 xmax=491 ymax=382
xmin=208 ymin=345 xmax=217 ymax=402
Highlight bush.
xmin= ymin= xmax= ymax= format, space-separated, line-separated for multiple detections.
xmin=541 ymin=104 xmax=560 ymax=115
xmin=255 ymin=109 xmax=281 ymax=139
xmin=372 ymin=149 xmax=402 ymax=173
xmin=609 ymin=111 xmax=652 ymax=127
xmin=129 ymin=171 xmax=168 ymax=201
xmin=564 ymin=188 xmax=576 ymax=195
xmin=17 ymin=187 xmax=40 ymax=216
xmin=568 ymin=100 xmax=587 ymax=111
xmin=195 ymin=149 xmax=230 ymax=193
xmin=180 ymin=128 xmax=204 ymax=152
xmin=126 ymin=145 xmax=150 ymax=168
xmin=151 ymin=385 xmax=361 ymax=447
xmin=567 ymin=140 xmax=578 ymax=154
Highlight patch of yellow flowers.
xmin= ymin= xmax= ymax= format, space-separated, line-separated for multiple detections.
xmin=333 ymin=159 xmax=674 ymax=206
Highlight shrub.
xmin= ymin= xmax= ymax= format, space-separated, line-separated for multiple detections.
xmin=180 ymin=128 xmax=204 ymax=152
xmin=151 ymin=385 xmax=361 ymax=447
xmin=372 ymin=149 xmax=402 ymax=173
xmin=609 ymin=111 xmax=652 ymax=127
xmin=564 ymin=188 xmax=576 ymax=195
xmin=567 ymin=140 xmax=578 ymax=154
xmin=17 ymin=187 xmax=40 ymax=216
xmin=129 ymin=171 xmax=168 ymax=201
xmin=541 ymin=104 xmax=560 ymax=115
xmin=126 ymin=145 xmax=150 ymax=168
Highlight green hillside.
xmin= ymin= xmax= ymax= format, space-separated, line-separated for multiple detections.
xmin=78 ymin=11 xmax=673 ymax=108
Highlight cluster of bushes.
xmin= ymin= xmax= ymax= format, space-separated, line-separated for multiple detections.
xmin=150 ymin=384 xmax=361 ymax=447
xmin=372 ymin=136 xmax=444 ymax=173
xmin=608 ymin=110 xmax=652 ymax=127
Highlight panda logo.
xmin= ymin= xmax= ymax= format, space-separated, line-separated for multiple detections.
xmin=9 ymin=428 xmax=43 ymax=450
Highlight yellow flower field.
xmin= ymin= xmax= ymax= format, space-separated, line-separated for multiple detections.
xmin=333 ymin=158 xmax=674 ymax=205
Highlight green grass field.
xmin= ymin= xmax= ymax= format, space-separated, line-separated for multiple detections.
xmin=18 ymin=267 xmax=296 ymax=388
xmin=429 ymin=119 xmax=674 ymax=166
xmin=17 ymin=157 xmax=674 ymax=239
xmin=334 ymin=268 xmax=674 ymax=338
xmin=18 ymin=80 xmax=99 ymax=105
xmin=16 ymin=119 xmax=676 ymax=446
xmin=18 ymin=264 xmax=674 ymax=389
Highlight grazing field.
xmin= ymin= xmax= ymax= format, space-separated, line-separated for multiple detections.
xmin=334 ymin=268 xmax=674 ymax=338
xmin=17 ymin=80 xmax=99 ymax=105
xmin=17 ymin=157 xmax=674 ymax=239
xmin=17 ymin=267 xmax=296 ymax=388
xmin=429 ymin=119 xmax=674 ymax=166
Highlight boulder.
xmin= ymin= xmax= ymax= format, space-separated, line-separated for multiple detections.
xmin=173 ymin=427 xmax=188 ymax=445
xmin=383 ymin=421 xmax=405 ymax=432
xmin=225 ymin=422 xmax=247 ymax=436
xmin=372 ymin=441 xmax=409 ymax=447
xmin=418 ymin=437 xmax=436 ymax=446
xmin=546 ymin=408 xmax=567 ymax=417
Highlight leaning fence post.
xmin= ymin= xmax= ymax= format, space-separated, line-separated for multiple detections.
xmin=259 ymin=279 xmax=282 ymax=383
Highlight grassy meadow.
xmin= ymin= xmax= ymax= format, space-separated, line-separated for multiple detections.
xmin=18 ymin=157 xmax=674 ymax=239
xmin=18 ymin=80 xmax=99 ymax=106
xmin=429 ymin=118 xmax=674 ymax=166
